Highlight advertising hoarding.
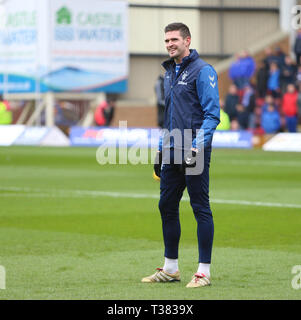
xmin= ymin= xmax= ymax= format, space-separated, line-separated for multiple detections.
xmin=0 ymin=0 xmax=128 ymax=93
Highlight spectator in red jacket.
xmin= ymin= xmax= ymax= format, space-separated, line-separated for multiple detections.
xmin=297 ymin=83 xmax=301 ymax=125
xmin=94 ymin=97 xmax=116 ymax=127
xmin=94 ymin=101 xmax=107 ymax=126
xmin=282 ymin=83 xmax=298 ymax=132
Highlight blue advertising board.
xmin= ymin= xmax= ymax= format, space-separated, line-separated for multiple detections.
xmin=212 ymin=131 xmax=253 ymax=149
xmin=70 ymin=127 xmax=253 ymax=149
xmin=70 ymin=127 xmax=161 ymax=148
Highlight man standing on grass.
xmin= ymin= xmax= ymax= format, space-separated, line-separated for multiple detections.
xmin=142 ymin=23 xmax=220 ymax=287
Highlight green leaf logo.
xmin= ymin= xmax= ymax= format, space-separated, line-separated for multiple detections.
xmin=56 ymin=7 xmax=72 ymax=25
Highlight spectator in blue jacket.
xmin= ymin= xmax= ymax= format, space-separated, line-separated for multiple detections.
xmin=229 ymin=53 xmax=243 ymax=88
xmin=143 ymin=22 xmax=220 ymax=288
xmin=229 ymin=50 xmax=256 ymax=89
xmin=240 ymin=50 xmax=256 ymax=81
xmin=261 ymin=103 xmax=281 ymax=134
xmin=267 ymin=62 xmax=281 ymax=98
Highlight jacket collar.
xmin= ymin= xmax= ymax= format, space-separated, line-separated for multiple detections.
xmin=162 ymin=49 xmax=199 ymax=71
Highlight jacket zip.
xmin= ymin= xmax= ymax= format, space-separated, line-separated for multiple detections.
xmin=169 ymin=65 xmax=185 ymax=132
xmin=170 ymin=81 xmax=174 ymax=131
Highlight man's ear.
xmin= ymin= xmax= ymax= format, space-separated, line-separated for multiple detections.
xmin=185 ymin=36 xmax=191 ymax=47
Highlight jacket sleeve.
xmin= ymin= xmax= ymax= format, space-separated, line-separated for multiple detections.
xmin=158 ymin=135 xmax=163 ymax=152
xmin=192 ymin=65 xmax=220 ymax=150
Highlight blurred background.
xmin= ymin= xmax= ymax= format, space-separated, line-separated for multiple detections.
xmin=1 ymin=0 xmax=301 ymax=151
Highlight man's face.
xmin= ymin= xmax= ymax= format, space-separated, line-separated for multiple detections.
xmin=164 ymin=30 xmax=190 ymax=63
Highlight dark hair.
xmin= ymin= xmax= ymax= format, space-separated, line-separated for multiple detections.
xmin=164 ymin=22 xmax=191 ymax=39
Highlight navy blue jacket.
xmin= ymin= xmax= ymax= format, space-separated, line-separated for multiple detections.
xmin=159 ymin=49 xmax=220 ymax=152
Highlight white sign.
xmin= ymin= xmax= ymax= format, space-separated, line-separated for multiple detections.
xmin=0 ymin=125 xmax=25 ymax=146
xmin=263 ymin=133 xmax=301 ymax=152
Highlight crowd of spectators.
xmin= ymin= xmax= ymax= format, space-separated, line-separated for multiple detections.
xmin=219 ymin=34 xmax=301 ymax=135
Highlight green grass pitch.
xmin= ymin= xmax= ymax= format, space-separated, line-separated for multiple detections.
xmin=0 ymin=146 xmax=301 ymax=300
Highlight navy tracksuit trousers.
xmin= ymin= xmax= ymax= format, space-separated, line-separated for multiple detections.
xmin=158 ymin=149 xmax=214 ymax=263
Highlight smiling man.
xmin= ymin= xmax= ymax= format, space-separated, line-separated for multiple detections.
xmin=142 ymin=23 xmax=220 ymax=288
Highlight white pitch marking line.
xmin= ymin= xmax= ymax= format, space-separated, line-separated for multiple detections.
xmin=1 ymin=186 xmax=301 ymax=209
xmin=216 ymin=159 xmax=301 ymax=167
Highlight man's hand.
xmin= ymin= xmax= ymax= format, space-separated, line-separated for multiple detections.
xmin=154 ymin=151 xmax=162 ymax=178
xmin=182 ymin=148 xmax=198 ymax=169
